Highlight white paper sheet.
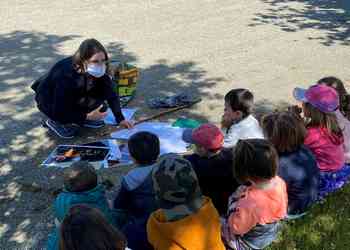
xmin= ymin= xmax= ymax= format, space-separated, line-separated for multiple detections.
xmin=104 ymin=108 xmax=138 ymax=125
xmin=106 ymin=139 xmax=122 ymax=160
xmin=111 ymin=122 xmax=189 ymax=155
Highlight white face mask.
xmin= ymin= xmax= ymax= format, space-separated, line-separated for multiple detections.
xmin=86 ymin=64 xmax=106 ymax=78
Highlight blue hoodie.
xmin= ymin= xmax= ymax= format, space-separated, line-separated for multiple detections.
xmin=47 ymin=184 xmax=112 ymax=250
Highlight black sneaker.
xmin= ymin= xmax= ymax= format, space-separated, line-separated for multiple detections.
xmin=45 ymin=119 xmax=78 ymax=139
xmin=82 ymin=119 xmax=105 ymax=128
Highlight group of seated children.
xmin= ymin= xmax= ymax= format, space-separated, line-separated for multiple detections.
xmin=48 ymin=76 xmax=350 ymax=250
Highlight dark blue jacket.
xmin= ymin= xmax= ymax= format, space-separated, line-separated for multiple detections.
xmin=278 ymin=145 xmax=320 ymax=215
xmin=31 ymin=57 xmax=124 ymax=124
xmin=185 ymin=149 xmax=239 ymax=215
xmin=114 ymin=165 xmax=158 ymax=250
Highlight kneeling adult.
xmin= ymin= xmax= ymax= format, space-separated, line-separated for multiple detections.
xmin=32 ymin=38 xmax=133 ymax=138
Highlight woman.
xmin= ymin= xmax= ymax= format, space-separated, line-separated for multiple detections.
xmin=32 ymin=39 xmax=133 ymax=138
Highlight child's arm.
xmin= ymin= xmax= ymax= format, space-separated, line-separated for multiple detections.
xmin=227 ymin=204 xmax=257 ymax=236
xmin=113 ymin=178 xmax=131 ymax=210
xmin=227 ymin=185 xmax=248 ymax=215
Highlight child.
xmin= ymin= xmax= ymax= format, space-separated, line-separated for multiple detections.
xmin=317 ymin=77 xmax=350 ymax=163
xmin=317 ymin=76 xmax=350 ymax=120
xmin=47 ymin=161 xmax=113 ymax=250
xmin=147 ymin=154 xmax=226 ymax=250
xmin=59 ymin=204 xmax=129 ymax=250
xmin=293 ymin=84 xmax=350 ymax=198
xmin=261 ymin=111 xmax=320 ymax=217
xmin=113 ymin=132 xmax=160 ymax=250
xmin=221 ymin=88 xmax=264 ymax=148
xmin=183 ymin=123 xmax=239 ymax=215
xmin=221 ymin=139 xmax=287 ymax=250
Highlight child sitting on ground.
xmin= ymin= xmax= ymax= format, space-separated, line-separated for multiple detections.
xmin=317 ymin=77 xmax=350 ymax=163
xmin=221 ymin=88 xmax=264 ymax=148
xmin=221 ymin=139 xmax=287 ymax=250
xmin=59 ymin=204 xmax=130 ymax=250
xmin=147 ymin=154 xmax=226 ymax=250
xmin=261 ymin=111 xmax=319 ymax=217
xmin=293 ymin=84 xmax=350 ymax=198
xmin=317 ymin=76 xmax=350 ymax=120
xmin=47 ymin=161 xmax=113 ymax=250
xmin=182 ymin=123 xmax=239 ymax=215
xmin=113 ymin=131 xmax=160 ymax=250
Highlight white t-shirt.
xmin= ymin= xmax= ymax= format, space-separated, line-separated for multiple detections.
xmin=223 ymin=115 xmax=264 ymax=148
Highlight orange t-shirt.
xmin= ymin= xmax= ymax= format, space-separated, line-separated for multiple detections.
xmin=147 ymin=197 xmax=226 ymax=250
xmin=228 ymin=176 xmax=288 ymax=235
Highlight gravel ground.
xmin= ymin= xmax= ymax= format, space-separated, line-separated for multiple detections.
xmin=1 ymin=1 xmax=350 ymax=249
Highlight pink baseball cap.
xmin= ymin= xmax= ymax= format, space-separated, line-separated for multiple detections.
xmin=293 ymin=84 xmax=339 ymax=113
xmin=182 ymin=123 xmax=224 ymax=150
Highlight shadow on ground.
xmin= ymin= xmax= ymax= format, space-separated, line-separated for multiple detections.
xmin=250 ymin=0 xmax=350 ymax=46
xmin=0 ymin=30 xmax=226 ymax=249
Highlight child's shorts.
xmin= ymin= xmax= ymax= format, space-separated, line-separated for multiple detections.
xmin=318 ymin=164 xmax=350 ymax=200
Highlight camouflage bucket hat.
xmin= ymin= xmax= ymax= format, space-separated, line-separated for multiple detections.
xmin=152 ymin=153 xmax=202 ymax=209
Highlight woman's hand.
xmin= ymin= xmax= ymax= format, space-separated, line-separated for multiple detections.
xmin=119 ymin=120 xmax=134 ymax=129
xmin=86 ymin=105 xmax=108 ymax=121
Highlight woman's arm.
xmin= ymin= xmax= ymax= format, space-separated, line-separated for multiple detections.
xmin=100 ymin=75 xmax=126 ymax=123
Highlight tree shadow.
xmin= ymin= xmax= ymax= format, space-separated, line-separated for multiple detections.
xmin=0 ymin=30 xmax=225 ymax=249
xmin=249 ymin=0 xmax=350 ymax=46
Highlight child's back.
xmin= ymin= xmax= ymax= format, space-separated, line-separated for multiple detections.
xmin=182 ymin=123 xmax=239 ymax=214
xmin=222 ymin=139 xmax=287 ymax=250
xmin=55 ymin=183 xmax=112 ymax=222
xmin=317 ymin=77 xmax=350 ymax=163
xmin=294 ymin=84 xmax=350 ymax=199
xmin=304 ymin=126 xmax=344 ymax=171
xmin=261 ymin=111 xmax=320 ymax=215
xmin=147 ymin=154 xmax=226 ymax=250
xmin=113 ymin=131 xmax=160 ymax=250
xmin=185 ymin=149 xmax=238 ymax=215
xmin=293 ymin=85 xmax=345 ymax=171
xmin=278 ymin=146 xmax=319 ymax=215
xmin=227 ymin=176 xmax=287 ymax=235
xmin=47 ymin=161 xmax=112 ymax=250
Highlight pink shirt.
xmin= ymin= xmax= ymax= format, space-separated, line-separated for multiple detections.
xmin=227 ymin=176 xmax=287 ymax=235
xmin=304 ymin=126 xmax=345 ymax=172
xmin=335 ymin=110 xmax=350 ymax=163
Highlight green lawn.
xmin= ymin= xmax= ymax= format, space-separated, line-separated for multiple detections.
xmin=268 ymin=184 xmax=350 ymax=250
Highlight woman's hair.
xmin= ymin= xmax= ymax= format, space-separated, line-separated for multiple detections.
xmin=59 ymin=205 xmax=126 ymax=250
xmin=72 ymin=38 xmax=109 ymax=72
xmin=128 ymin=131 xmax=160 ymax=165
xmin=224 ymin=88 xmax=254 ymax=119
xmin=303 ymin=102 xmax=343 ymax=137
xmin=233 ymin=139 xmax=278 ymax=184
xmin=317 ymin=76 xmax=350 ymax=119
xmin=261 ymin=111 xmax=307 ymax=153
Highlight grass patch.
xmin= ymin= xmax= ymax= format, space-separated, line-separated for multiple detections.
xmin=268 ymin=184 xmax=350 ymax=250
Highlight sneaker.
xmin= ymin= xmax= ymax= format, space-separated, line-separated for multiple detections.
xmin=82 ymin=119 xmax=105 ymax=128
xmin=45 ymin=119 xmax=78 ymax=139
